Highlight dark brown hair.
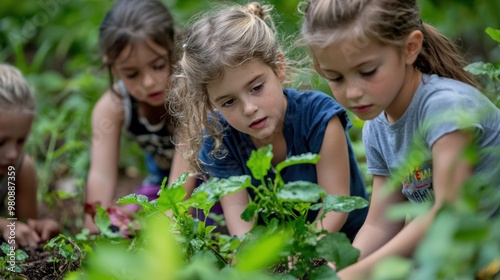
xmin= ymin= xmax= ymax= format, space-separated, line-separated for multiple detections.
xmin=98 ymin=0 xmax=177 ymax=93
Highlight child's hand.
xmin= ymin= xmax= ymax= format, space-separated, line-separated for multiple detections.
xmin=2 ymin=221 xmax=40 ymax=248
xmin=27 ymin=218 xmax=61 ymax=241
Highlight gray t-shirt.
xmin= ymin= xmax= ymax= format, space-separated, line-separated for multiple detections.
xmin=363 ymin=74 xmax=500 ymax=204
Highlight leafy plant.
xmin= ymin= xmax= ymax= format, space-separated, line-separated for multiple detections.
xmin=0 ymin=242 xmax=28 ymax=277
xmin=188 ymin=145 xmax=369 ymax=278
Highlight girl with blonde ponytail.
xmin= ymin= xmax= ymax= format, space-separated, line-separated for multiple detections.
xmin=168 ymin=2 xmax=368 ymax=239
xmin=301 ymin=0 xmax=500 ymax=277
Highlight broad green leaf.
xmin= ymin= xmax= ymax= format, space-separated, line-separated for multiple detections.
xmin=247 ymin=145 xmax=273 ymax=180
xmin=321 ymin=195 xmax=369 ymax=213
xmin=0 ymin=242 xmax=11 ymax=254
xmin=275 ymin=153 xmax=320 ymax=174
xmin=117 ymin=194 xmax=156 ymax=213
xmin=15 ymin=249 xmax=28 ymax=262
xmin=170 ymin=172 xmax=189 ymax=190
xmin=276 ymin=181 xmax=325 ymax=202
xmin=187 ymin=191 xmax=216 ymax=217
xmin=143 ymin=215 xmax=182 ymax=279
xmin=308 ymin=264 xmax=339 ymax=280
xmin=199 ymin=176 xmax=252 ymax=200
xmin=464 ymin=62 xmax=496 ymax=78
xmin=372 ymin=257 xmax=412 ymax=280
xmin=486 ymin=27 xmax=500 ymax=43
xmin=94 ymin=205 xmax=111 ymax=234
xmin=156 ymin=184 xmax=187 ymax=213
xmin=235 ymin=229 xmax=291 ymax=271
xmin=241 ymin=201 xmax=258 ymax=222
xmin=316 ymin=233 xmax=359 ymax=270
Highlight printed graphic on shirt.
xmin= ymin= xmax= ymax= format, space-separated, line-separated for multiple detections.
xmin=129 ymin=133 xmax=175 ymax=170
xmin=401 ymin=162 xmax=434 ymax=203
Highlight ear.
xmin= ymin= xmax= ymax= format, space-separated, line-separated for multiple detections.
xmin=276 ymin=52 xmax=287 ymax=83
xmin=404 ymin=30 xmax=423 ymax=65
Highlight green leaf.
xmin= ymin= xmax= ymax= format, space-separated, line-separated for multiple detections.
xmin=170 ymin=172 xmax=188 ymax=190
xmin=316 ymin=233 xmax=359 ymax=270
xmin=143 ymin=215 xmax=182 ymax=278
xmin=276 ymin=181 xmax=326 ymax=202
xmin=275 ymin=153 xmax=320 ymax=174
xmin=94 ymin=205 xmax=111 ymax=233
xmin=0 ymin=242 xmax=11 ymax=254
xmin=235 ymin=229 xmax=291 ymax=271
xmin=117 ymin=194 xmax=156 ymax=213
xmin=486 ymin=27 xmax=500 ymax=43
xmin=247 ymin=145 xmax=273 ymax=180
xmin=464 ymin=62 xmax=497 ymax=78
xmin=197 ymin=176 xmax=252 ymax=200
xmin=241 ymin=201 xmax=258 ymax=222
xmin=308 ymin=264 xmax=340 ymax=280
xmin=93 ymin=205 xmax=121 ymax=238
xmin=156 ymin=184 xmax=187 ymax=213
xmin=372 ymin=257 xmax=412 ymax=280
xmin=15 ymin=249 xmax=28 ymax=262
xmin=321 ymin=195 xmax=369 ymax=213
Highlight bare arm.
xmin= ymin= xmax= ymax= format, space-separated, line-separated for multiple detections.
xmin=16 ymin=155 xmax=38 ymax=219
xmin=351 ymin=175 xmax=406 ymax=260
xmin=168 ymin=144 xmax=197 ymax=199
xmin=84 ymin=90 xmax=124 ymax=231
xmin=0 ymin=155 xmax=40 ymax=247
xmin=338 ymin=131 xmax=473 ymax=279
xmin=315 ymin=116 xmax=350 ymax=232
xmin=220 ymin=190 xmax=254 ymax=236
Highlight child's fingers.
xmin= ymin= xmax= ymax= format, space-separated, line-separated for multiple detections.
xmin=16 ymin=226 xmax=41 ymax=248
xmin=40 ymin=221 xmax=60 ymax=241
xmin=26 ymin=230 xmax=41 ymax=247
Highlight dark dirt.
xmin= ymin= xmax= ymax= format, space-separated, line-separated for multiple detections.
xmin=2 ymin=174 xmax=143 ymax=280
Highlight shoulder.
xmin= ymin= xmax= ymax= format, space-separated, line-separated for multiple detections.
xmin=418 ymin=74 xmax=484 ymax=108
xmin=285 ymin=88 xmax=344 ymax=114
xmin=92 ymin=89 xmax=125 ymax=122
xmin=19 ymin=154 xmax=36 ymax=178
xmin=285 ymin=88 xmax=337 ymax=105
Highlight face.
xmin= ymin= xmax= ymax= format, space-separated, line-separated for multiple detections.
xmin=311 ymin=38 xmax=410 ymax=121
xmin=113 ymin=38 xmax=171 ymax=107
xmin=0 ymin=111 xmax=34 ymax=175
xmin=206 ymin=59 xmax=287 ymax=145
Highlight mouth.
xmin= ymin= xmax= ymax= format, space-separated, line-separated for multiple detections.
xmin=351 ymin=105 xmax=373 ymax=114
xmin=148 ymin=91 xmax=164 ymax=100
xmin=249 ymin=117 xmax=267 ymax=130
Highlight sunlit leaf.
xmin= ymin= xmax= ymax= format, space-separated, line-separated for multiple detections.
xmin=235 ymin=229 xmax=291 ymax=271
xmin=276 ymin=181 xmax=325 ymax=202
xmin=321 ymin=195 xmax=369 ymax=213
xmin=247 ymin=145 xmax=273 ymax=180
xmin=372 ymin=257 xmax=412 ymax=280
xmin=316 ymin=233 xmax=359 ymax=270
xmin=485 ymin=27 xmax=500 ymax=43
xmin=275 ymin=153 xmax=320 ymax=174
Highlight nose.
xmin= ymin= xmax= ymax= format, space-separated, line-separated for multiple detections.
xmin=242 ymin=99 xmax=258 ymax=116
xmin=2 ymin=143 xmax=19 ymax=162
xmin=142 ymin=71 xmax=157 ymax=89
xmin=345 ymin=82 xmax=363 ymax=100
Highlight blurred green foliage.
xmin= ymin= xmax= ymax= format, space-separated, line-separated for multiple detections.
xmin=0 ymin=0 xmax=498 ymax=211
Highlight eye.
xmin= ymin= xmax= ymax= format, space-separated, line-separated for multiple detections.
xmin=125 ymin=72 xmax=138 ymax=79
xmin=17 ymin=138 xmax=26 ymax=145
xmin=221 ymin=98 xmax=236 ymax=108
xmin=153 ymin=63 xmax=166 ymax=71
xmin=326 ymin=76 xmax=343 ymax=83
xmin=250 ymin=83 xmax=263 ymax=93
xmin=361 ymin=67 xmax=377 ymax=77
